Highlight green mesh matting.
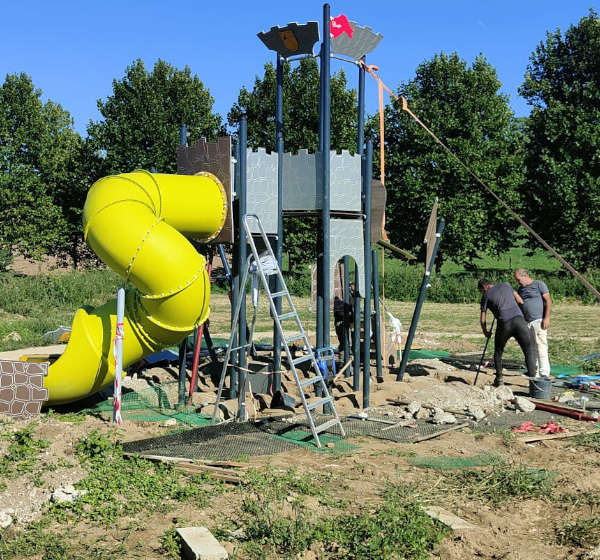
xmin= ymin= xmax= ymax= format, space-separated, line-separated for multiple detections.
xmin=551 ymin=364 xmax=583 ymax=377
xmin=408 ymin=452 xmax=505 ymax=470
xmin=122 ymin=413 xmax=463 ymax=461
xmin=408 ymin=349 xmax=451 ymax=360
xmin=274 ymin=430 xmax=357 ymax=453
xmin=83 ymin=382 xmax=213 ymax=427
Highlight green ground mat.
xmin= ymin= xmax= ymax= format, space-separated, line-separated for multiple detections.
xmin=408 ymin=349 xmax=451 ymax=360
xmin=83 ymin=381 xmax=213 ymax=426
xmin=551 ymin=364 xmax=583 ymax=377
xmin=408 ymin=452 xmax=505 ymax=470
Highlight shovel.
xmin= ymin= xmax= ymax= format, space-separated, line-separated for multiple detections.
xmin=474 ymin=317 xmax=495 ymax=386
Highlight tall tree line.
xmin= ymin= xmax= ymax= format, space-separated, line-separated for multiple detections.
xmin=1 ymin=10 xmax=599 ymax=272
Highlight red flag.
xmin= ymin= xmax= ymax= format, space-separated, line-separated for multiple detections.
xmin=330 ymin=14 xmax=353 ymax=39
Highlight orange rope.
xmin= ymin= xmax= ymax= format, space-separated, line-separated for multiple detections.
xmin=358 ymin=60 xmax=600 ymax=302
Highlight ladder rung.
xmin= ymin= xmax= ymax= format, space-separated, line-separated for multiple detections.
xmin=292 ymin=354 xmax=313 ymax=367
xmin=278 ymin=311 xmax=297 ymax=321
xmin=285 ymin=333 xmax=305 ymax=344
xmin=299 ymin=376 xmax=321 ymax=388
xmin=271 ymin=291 xmax=288 ymax=298
xmin=307 ymin=397 xmax=333 ymax=412
xmin=315 ymin=418 xmax=342 ymax=434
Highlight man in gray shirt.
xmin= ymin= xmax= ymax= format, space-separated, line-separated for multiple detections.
xmin=479 ymin=279 xmax=537 ymax=387
xmin=514 ymin=269 xmax=552 ymax=377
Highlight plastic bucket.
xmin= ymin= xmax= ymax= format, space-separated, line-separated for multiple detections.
xmin=529 ymin=377 xmax=552 ymax=399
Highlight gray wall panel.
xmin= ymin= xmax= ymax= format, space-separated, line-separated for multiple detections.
xmin=246 ymin=148 xmax=278 ymax=234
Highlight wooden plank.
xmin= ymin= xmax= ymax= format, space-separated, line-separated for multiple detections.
xmin=123 ymin=452 xmax=249 ymax=469
xmin=520 ymin=432 xmax=581 ymax=443
xmin=411 ymin=422 xmax=469 ymax=444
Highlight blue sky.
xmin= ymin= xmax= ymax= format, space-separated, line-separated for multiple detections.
xmin=1 ymin=1 xmax=597 ymax=135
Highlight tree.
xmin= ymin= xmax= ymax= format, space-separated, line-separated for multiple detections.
xmin=519 ymin=10 xmax=600 ymax=269
xmin=87 ymin=59 xmax=223 ymax=177
xmin=0 ymin=73 xmax=86 ymax=264
xmin=228 ymin=58 xmax=358 ymax=269
xmin=373 ymin=53 xmax=525 ymax=267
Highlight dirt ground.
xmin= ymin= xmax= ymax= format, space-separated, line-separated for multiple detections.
xmin=1 ymin=332 xmax=600 ymax=560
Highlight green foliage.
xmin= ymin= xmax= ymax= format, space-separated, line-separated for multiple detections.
xmin=556 ymin=517 xmax=600 ymax=548
xmin=373 ymin=53 xmax=525 ymax=268
xmin=0 ymin=268 xmax=121 ymax=351
xmin=87 ymin=58 xmax=223 ymax=177
xmin=573 ymin=431 xmax=600 ymax=452
xmin=160 ymin=527 xmax=182 ymax=559
xmin=520 ymin=10 xmax=600 ymax=269
xmin=444 ymin=465 xmax=555 ymax=504
xmin=0 ymin=243 xmax=12 ymax=272
xmin=380 ymin=259 xmax=600 ymax=304
xmin=0 ymin=73 xmax=87 ymax=263
xmin=0 ymin=518 xmax=71 ymax=560
xmin=229 ymin=58 xmax=357 ymax=270
xmin=52 ymin=431 xmax=219 ymax=525
xmin=233 ymin=476 xmax=447 ymax=560
xmin=0 ymin=425 xmax=50 ymax=478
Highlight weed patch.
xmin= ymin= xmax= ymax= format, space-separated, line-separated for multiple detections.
xmin=574 ymin=431 xmax=600 ymax=452
xmin=227 ymin=470 xmax=447 ymax=560
xmin=443 ymin=464 xmax=555 ymax=504
xmin=0 ymin=425 xmax=49 ymax=478
xmin=50 ymin=431 xmax=225 ymax=525
xmin=556 ymin=517 xmax=600 ymax=548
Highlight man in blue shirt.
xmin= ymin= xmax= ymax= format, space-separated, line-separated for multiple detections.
xmin=514 ymin=269 xmax=552 ymax=377
xmin=478 ymin=278 xmax=537 ymax=387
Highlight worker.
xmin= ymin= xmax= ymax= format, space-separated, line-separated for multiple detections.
xmin=513 ymin=269 xmax=552 ymax=377
xmin=478 ymin=278 xmax=537 ymax=387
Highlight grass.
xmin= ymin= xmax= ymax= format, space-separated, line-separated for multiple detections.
xmin=441 ymin=464 xmax=556 ymax=504
xmin=223 ymin=468 xmax=448 ymax=560
xmin=556 ymin=518 xmax=600 ymax=548
xmin=0 ymin=425 xmax=50 ymax=478
xmin=573 ymin=431 xmax=600 ymax=452
xmin=0 ymin=430 xmax=230 ymax=560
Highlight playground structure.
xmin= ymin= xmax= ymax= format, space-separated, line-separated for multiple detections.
xmin=1 ymin=4 xmax=444 ymax=433
xmin=176 ymin=6 xmax=388 ymax=418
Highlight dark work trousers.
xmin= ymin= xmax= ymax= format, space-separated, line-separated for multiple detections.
xmin=494 ymin=315 xmax=537 ymax=378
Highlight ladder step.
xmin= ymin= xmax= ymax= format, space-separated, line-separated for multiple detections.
xmin=271 ymin=290 xmax=288 ymax=298
xmin=285 ymin=333 xmax=305 ymax=344
xmin=299 ymin=376 xmax=321 ymax=388
xmin=278 ymin=311 xmax=297 ymax=321
xmin=292 ymin=354 xmax=313 ymax=367
xmin=307 ymin=397 xmax=333 ymax=412
xmin=315 ymin=418 xmax=342 ymax=434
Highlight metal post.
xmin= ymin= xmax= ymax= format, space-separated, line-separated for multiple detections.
xmin=177 ymin=336 xmax=187 ymax=407
xmin=362 ymin=140 xmax=373 ymax=408
xmin=321 ymin=3 xmax=331 ymax=350
xmin=113 ymin=287 xmax=125 ymax=425
xmin=177 ymin=125 xmax=188 ymax=407
xmin=237 ymin=115 xmax=248 ymax=420
xmin=352 ymin=55 xmax=366 ymax=390
xmin=372 ymin=248 xmax=383 ymax=380
xmin=273 ymin=53 xmax=284 ymax=393
xmin=357 ymin=57 xmax=366 ymax=154
xmin=396 ymin=218 xmax=445 ymax=381
xmin=343 ymin=255 xmax=350 ymax=368
xmin=230 ymin=143 xmax=240 ymax=398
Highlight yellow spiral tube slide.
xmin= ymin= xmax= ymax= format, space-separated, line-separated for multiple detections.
xmin=45 ymin=170 xmax=227 ymax=405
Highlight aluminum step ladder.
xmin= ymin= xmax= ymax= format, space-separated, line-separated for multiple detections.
xmin=211 ymin=214 xmax=345 ymax=448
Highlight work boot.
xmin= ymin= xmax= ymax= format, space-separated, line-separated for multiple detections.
xmin=493 ymin=375 xmax=504 ymax=387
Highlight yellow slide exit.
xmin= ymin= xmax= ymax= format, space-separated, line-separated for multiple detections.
xmin=45 ymin=170 xmax=227 ymax=405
